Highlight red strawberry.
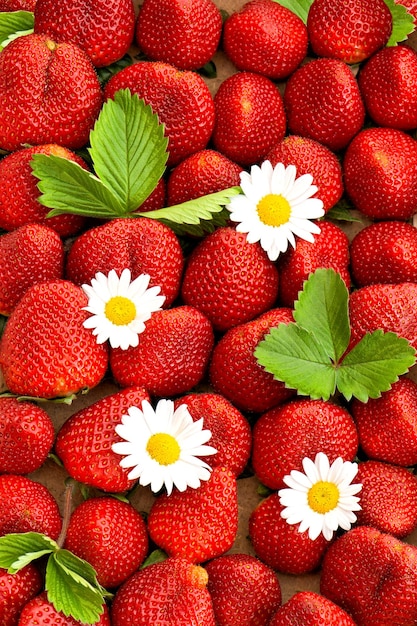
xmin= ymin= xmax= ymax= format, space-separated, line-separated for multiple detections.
xmin=0 ymin=565 xmax=43 ymax=626
xmin=343 ymin=127 xmax=417 ymax=220
xmin=269 ymin=590 xmax=357 ymax=626
xmin=18 ymin=592 xmax=111 ymax=625
xmin=180 ymin=226 xmax=280 ymax=332
xmin=104 ymin=61 xmax=215 ymax=166
xmin=65 ymin=217 xmax=184 ymax=308
xmin=147 ymin=466 xmax=238 ymax=563
xmin=252 ymin=399 xmax=359 ymax=491
xmin=283 ymin=57 xmax=365 ymax=152
xmin=55 ymin=387 xmax=150 ymax=493
xmin=209 ymin=308 xmax=296 ymax=414
xmin=265 ymin=135 xmax=344 ymax=213
xmin=137 ymin=176 xmax=166 ymax=212
xmin=205 ymin=553 xmax=281 ymax=626
xmin=211 ymin=71 xmax=287 ymax=166
xmin=307 ymin=0 xmax=392 ymax=64
xmin=0 ymin=280 xmax=108 ymax=399
xmin=0 ymin=0 xmax=36 ymax=8
xmin=166 ymin=149 xmax=242 ymax=206
xmin=350 ymin=377 xmax=417 ymax=467
xmin=277 ymin=220 xmax=351 ymax=308
xmin=0 ymin=34 xmax=102 ymax=152
xmin=222 ymin=0 xmax=308 ymax=80
xmin=136 ymin=0 xmax=222 ymax=71
xmin=248 ymin=493 xmax=329 ymax=575
xmin=320 ymin=525 xmax=417 ymax=626
xmin=111 ymin=557 xmax=216 ymax=625
xmin=34 ymin=0 xmax=135 ymax=67
xmin=0 ymin=474 xmax=62 ymax=540
xmin=0 ymin=397 xmax=55 ymax=475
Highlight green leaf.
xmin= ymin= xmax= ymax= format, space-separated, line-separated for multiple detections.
xmin=272 ymin=0 xmax=312 ymax=23
xmin=0 ymin=11 xmax=34 ymax=50
xmin=384 ymin=0 xmax=415 ymax=45
xmin=141 ymin=549 xmax=168 ymax=568
xmin=325 ymin=201 xmax=364 ymax=222
xmin=0 ymin=532 xmax=57 ymax=572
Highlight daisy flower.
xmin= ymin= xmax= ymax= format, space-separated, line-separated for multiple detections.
xmin=227 ymin=160 xmax=325 ymax=261
xmin=81 ymin=268 xmax=165 ymax=350
xmin=111 ymin=398 xmax=217 ymax=495
xmin=278 ymin=452 xmax=362 ymax=541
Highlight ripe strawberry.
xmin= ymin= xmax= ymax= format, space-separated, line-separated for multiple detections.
xmin=277 ymin=220 xmax=351 ymax=308
xmin=65 ymin=217 xmax=184 ymax=308
xmin=350 ymin=377 xmax=417 ymax=467
xmin=0 ymin=565 xmax=42 ymax=626
xmin=34 ymin=0 xmax=135 ymax=68
xmin=111 ymin=557 xmax=216 ymax=625
xmin=283 ymin=57 xmax=365 ymax=152
xmin=358 ymin=44 xmax=417 ymax=130
xmin=64 ymin=496 xmax=148 ymax=588
xmin=0 ymin=397 xmax=55 ymax=475
xmin=104 ymin=61 xmax=215 ymax=166
xmin=320 ymin=525 xmax=417 ymax=626
xmin=0 ymin=474 xmax=62 ymax=540
xmin=18 ymin=592 xmax=111 ymax=625
xmin=252 ymin=399 xmax=359 ymax=491
xmin=211 ymin=71 xmax=287 ymax=166
xmin=136 ymin=0 xmax=222 ymax=71
xmin=55 ymin=387 xmax=150 ymax=493
xmin=0 ymin=280 xmax=108 ymax=399
xmin=205 ymin=553 xmax=282 ymax=626
xmin=180 ymin=226 xmax=280 ymax=332
xmin=307 ymin=0 xmax=392 ymax=64
xmin=0 ymin=0 xmax=36 ymax=9
xmin=208 ymin=308 xmax=296 ymax=414
xmin=343 ymin=127 xmax=417 ymax=220
xmin=137 ymin=176 xmax=166 ymax=212
xmin=265 ymin=135 xmax=344 ymax=213
xmin=173 ymin=392 xmax=252 ymax=476
xmin=166 ymin=149 xmax=242 ymax=206
xmin=222 ymin=0 xmax=308 ymax=80
xmin=0 ymin=34 xmax=102 ymax=152
xmin=249 ymin=493 xmax=329 ymax=575
xmin=269 ymin=590 xmax=357 ymax=626
xmin=147 ymin=466 xmax=238 ymax=563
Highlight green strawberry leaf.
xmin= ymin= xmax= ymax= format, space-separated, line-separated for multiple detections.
xmin=0 ymin=532 xmax=57 ymax=572
xmin=272 ymin=0 xmax=312 ymax=23
xmin=384 ymin=0 xmax=415 ymax=45
xmin=0 ymin=10 xmax=34 ymax=50
xmin=141 ymin=549 xmax=168 ymax=568
xmin=325 ymin=200 xmax=364 ymax=222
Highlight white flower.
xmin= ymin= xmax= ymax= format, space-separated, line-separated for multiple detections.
xmin=278 ymin=452 xmax=362 ymax=541
xmin=111 ymin=399 xmax=217 ymax=495
xmin=81 ymin=268 xmax=165 ymax=350
xmin=227 ymin=160 xmax=325 ymax=261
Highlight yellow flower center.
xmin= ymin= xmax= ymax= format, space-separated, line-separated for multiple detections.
xmin=105 ymin=296 xmax=136 ymax=326
xmin=146 ymin=433 xmax=181 ymax=466
xmin=256 ymin=193 xmax=291 ymax=226
xmin=307 ymin=481 xmax=340 ymax=514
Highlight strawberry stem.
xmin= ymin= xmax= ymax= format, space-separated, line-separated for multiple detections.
xmin=56 ymin=478 xmax=76 ymax=548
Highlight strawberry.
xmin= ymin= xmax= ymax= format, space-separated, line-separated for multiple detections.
xmin=173 ymin=392 xmax=252 ymax=476
xmin=166 ymin=149 xmax=242 ymax=206
xmin=0 ymin=397 xmax=55 ymax=475
xmin=395 ymin=0 xmax=417 ymax=22
xmin=320 ymin=525 xmax=417 ymax=626
xmin=147 ymin=466 xmax=238 ymax=563
xmin=104 ymin=61 xmax=215 ymax=166
xmin=0 ymin=0 xmax=36 ymax=8
xmin=283 ymin=57 xmax=365 ymax=152
xmin=34 ymin=0 xmax=135 ymax=68
xmin=180 ymin=226 xmax=280 ymax=332
xmin=205 ymin=553 xmax=282 ymax=626
xmin=211 ymin=71 xmax=287 ymax=166
xmin=111 ymin=557 xmax=216 ymax=625
xmin=251 ymin=398 xmax=359 ymax=491
xmin=0 ymin=280 xmax=108 ymax=399
xmin=307 ymin=0 xmax=392 ymax=64
xmin=0 ymin=565 xmax=42 ymax=626
xmin=18 ymin=592 xmax=111 ymax=625
xmin=248 ymin=492 xmax=329 ymax=575
xmin=277 ymin=220 xmax=351 ymax=308
xmin=64 ymin=496 xmax=148 ymax=588
xmin=136 ymin=0 xmax=222 ymax=71
xmin=65 ymin=217 xmax=184 ymax=309
xmin=0 ymin=145 xmax=88 ymax=237
xmin=0 ymin=474 xmax=62 ymax=540
xmin=358 ymin=44 xmax=417 ymax=130
xmin=222 ymin=0 xmax=308 ymax=80
xmin=269 ymin=590 xmax=357 ymax=626
xmin=55 ymin=386 xmax=150 ymax=493
xmin=265 ymin=135 xmax=344 ymax=213
xmin=208 ymin=308 xmax=296 ymax=414
xmin=350 ymin=377 xmax=417 ymax=467
xmin=0 ymin=34 xmax=102 ymax=152
xmin=343 ymin=127 xmax=417 ymax=220
xmin=0 ymin=224 xmax=64 ymax=316
xmin=137 ymin=176 xmax=166 ymax=212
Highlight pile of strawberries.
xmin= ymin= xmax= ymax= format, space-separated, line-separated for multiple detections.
xmin=2 ymin=0 xmax=417 ymax=623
